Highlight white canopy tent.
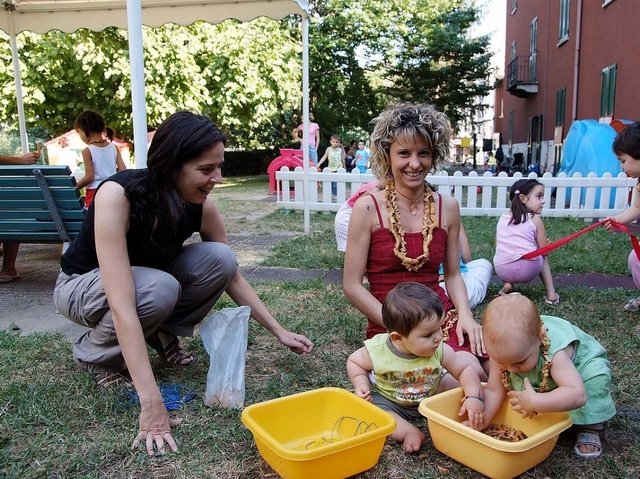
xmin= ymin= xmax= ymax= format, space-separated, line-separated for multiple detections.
xmin=0 ymin=0 xmax=314 ymax=231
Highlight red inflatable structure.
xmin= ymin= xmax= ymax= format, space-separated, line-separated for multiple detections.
xmin=267 ymin=148 xmax=318 ymax=194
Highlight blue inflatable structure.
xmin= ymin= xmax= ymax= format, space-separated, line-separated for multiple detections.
xmin=557 ymin=120 xmax=631 ymax=207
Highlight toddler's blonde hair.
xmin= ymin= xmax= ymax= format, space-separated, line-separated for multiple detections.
xmin=482 ymin=295 xmax=542 ymax=351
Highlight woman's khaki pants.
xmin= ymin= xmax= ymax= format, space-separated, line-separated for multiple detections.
xmin=53 ymin=242 xmax=237 ymax=373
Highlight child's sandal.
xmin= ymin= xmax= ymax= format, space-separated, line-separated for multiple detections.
xmin=574 ymin=428 xmax=602 ymax=458
xmin=543 ymin=294 xmax=560 ymax=306
xmin=623 ymin=298 xmax=640 ymax=312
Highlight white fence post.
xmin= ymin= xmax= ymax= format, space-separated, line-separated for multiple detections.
xmin=274 ymin=168 xmax=635 ymax=218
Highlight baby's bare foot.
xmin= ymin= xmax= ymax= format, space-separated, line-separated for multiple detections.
xmin=402 ymin=428 xmax=426 ymax=454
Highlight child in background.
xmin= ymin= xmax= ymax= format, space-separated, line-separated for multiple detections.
xmin=438 ymin=222 xmax=493 ymax=310
xmin=344 ymin=141 xmax=356 ymax=172
xmin=74 ymin=110 xmax=127 ymax=208
xmin=476 ymin=294 xmax=615 ymax=458
xmin=353 ymin=140 xmax=370 ymax=173
xmin=317 ymin=133 xmax=346 ymax=196
xmin=291 ymin=112 xmax=321 ymax=164
xmin=347 ymin=282 xmax=486 ymax=454
xmin=605 ymin=121 xmax=640 ymax=312
xmin=493 ymin=178 xmax=559 ymax=305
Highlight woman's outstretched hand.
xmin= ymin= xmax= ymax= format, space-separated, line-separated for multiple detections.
xmin=279 ymin=330 xmax=314 ymax=354
xmin=132 ymin=401 xmax=183 ymax=456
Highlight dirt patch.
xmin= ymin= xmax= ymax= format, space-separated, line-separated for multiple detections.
xmin=211 ymin=192 xmax=283 ymax=236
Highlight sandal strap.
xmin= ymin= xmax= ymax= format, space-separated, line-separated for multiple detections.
xmin=574 ymin=430 xmax=602 ymax=458
xmin=95 ymin=370 xmax=131 ymax=388
xmin=575 ymin=430 xmax=602 ymax=447
xmin=163 ymin=339 xmax=194 ymax=365
xmin=147 ymin=329 xmax=194 ymax=365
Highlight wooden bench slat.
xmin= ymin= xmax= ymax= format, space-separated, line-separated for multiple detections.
xmin=0 ymin=188 xmax=80 ymax=200
xmin=0 ymin=165 xmax=71 ymax=175
xmin=0 ymin=210 xmax=85 ymax=220
xmin=0 ymin=232 xmax=79 ymax=242
xmin=0 ymin=199 xmax=84 ymax=210
xmin=0 ymin=220 xmax=83 ymax=232
xmin=0 ymin=177 xmax=78 ymax=187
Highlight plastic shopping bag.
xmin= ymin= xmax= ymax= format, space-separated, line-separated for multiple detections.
xmin=200 ymin=306 xmax=250 ymax=409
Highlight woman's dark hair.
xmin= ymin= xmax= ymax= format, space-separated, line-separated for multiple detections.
xmin=612 ymin=121 xmax=640 ymax=159
xmin=508 ymin=178 xmax=543 ymax=225
xmin=105 ymin=127 xmax=115 ymax=141
xmin=125 ymin=111 xmax=226 ymax=248
xmin=382 ymin=282 xmax=444 ymax=337
xmin=74 ymin=110 xmax=105 ymax=137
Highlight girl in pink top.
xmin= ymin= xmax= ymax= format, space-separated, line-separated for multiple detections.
xmin=493 ymin=178 xmax=559 ymax=305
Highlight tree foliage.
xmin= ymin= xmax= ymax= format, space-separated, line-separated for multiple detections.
xmin=0 ymin=19 xmax=301 ymax=148
xmin=385 ymin=3 xmax=493 ymax=131
xmin=0 ymin=0 xmax=494 ymax=150
xmin=192 ymin=19 xmax=301 ymax=148
xmin=303 ymin=0 xmax=387 ymax=142
xmin=301 ymin=0 xmax=493 ymax=141
xmin=12 ymin=28 xmax=132 ymax=138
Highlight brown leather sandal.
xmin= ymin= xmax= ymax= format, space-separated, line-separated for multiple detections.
xmin=94 ymin=370 xmax=132 ymax=388
xmin=146 ymin=329 xmax=195 ymax=365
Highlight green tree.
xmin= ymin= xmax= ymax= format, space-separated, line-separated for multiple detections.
xmin=193 ymin=18 xmax=302 ymax=149
xmin=0 ymin=1 xmax=494 ymax=149
xmin=6 ymin=28 xmax=134 ymax=138
xmin=0 ymin=19 xmax=302 ymax=149
xmin=385 ymin=3 xmax=493 ymax=131
xmin=304 ymin=0 xmax=387 ymax=144
xmin=303 ymin=0 xmax=491 ymax=143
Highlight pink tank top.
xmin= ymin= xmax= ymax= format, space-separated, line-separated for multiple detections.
xmin=493 ymin=213 xmax=539 ymax=266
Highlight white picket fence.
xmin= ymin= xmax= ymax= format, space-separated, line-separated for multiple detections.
xmin=275 ymin=167 xmax=637 ymax=218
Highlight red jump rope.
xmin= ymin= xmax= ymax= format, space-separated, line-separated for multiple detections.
xmin=521 ymin=219 xmax=640 ymax=260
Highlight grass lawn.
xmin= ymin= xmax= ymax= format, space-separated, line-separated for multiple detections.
xmin=1 ymin=175 xmax=639 ymax=478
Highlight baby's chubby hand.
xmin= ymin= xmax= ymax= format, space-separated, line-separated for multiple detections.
xmin=508 ymin=378 xmax=538 ymax=416
xmin=459 ymin=396 xmax=486 ymax=430
xmin=354 ymin=385 xmax=372 ymax=402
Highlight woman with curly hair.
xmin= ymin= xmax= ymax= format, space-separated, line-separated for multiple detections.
xmin=343 ymin=102 xmax=487 ymax=379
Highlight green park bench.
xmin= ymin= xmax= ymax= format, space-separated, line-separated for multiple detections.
xmin=0 ymin=165 xmax=84 ymax=250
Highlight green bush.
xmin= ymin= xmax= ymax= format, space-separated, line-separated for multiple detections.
xmin=223 ymin=148 xmax=278 ymax=177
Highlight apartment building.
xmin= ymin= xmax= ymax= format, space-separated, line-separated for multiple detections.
xmin=493 ymin=0 xmax=639 ymax=173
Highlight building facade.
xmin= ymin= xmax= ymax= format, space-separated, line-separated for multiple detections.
xmin=494 ymin=0 xmax=639 ymax=173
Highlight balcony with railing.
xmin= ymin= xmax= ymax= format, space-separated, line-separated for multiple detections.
xmin=506 ymin=55 xmax=538 ymax=98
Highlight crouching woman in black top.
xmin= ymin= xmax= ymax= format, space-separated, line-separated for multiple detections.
xmin=54 ymin=110 xmax=313 ymax=455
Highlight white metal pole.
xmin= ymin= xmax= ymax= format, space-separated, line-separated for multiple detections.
xmin=302 ymin=10 xmax=310 ymax=233
xmin=571 ymin=0 xmax=583 ymax=122
xmin=126 ymin=0 xmax=148 ymax=168
xmin=8 ymin=13 xmax=28 ymax=154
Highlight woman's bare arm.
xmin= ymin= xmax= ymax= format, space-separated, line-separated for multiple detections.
xmin=343 ymin=195 xmax=384 ymax=326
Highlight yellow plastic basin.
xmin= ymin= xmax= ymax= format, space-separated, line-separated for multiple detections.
xmin=419 ymin=387 xmax=572 ymax=479
xmin=241 ymin=387 xmax=396 ymax=479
